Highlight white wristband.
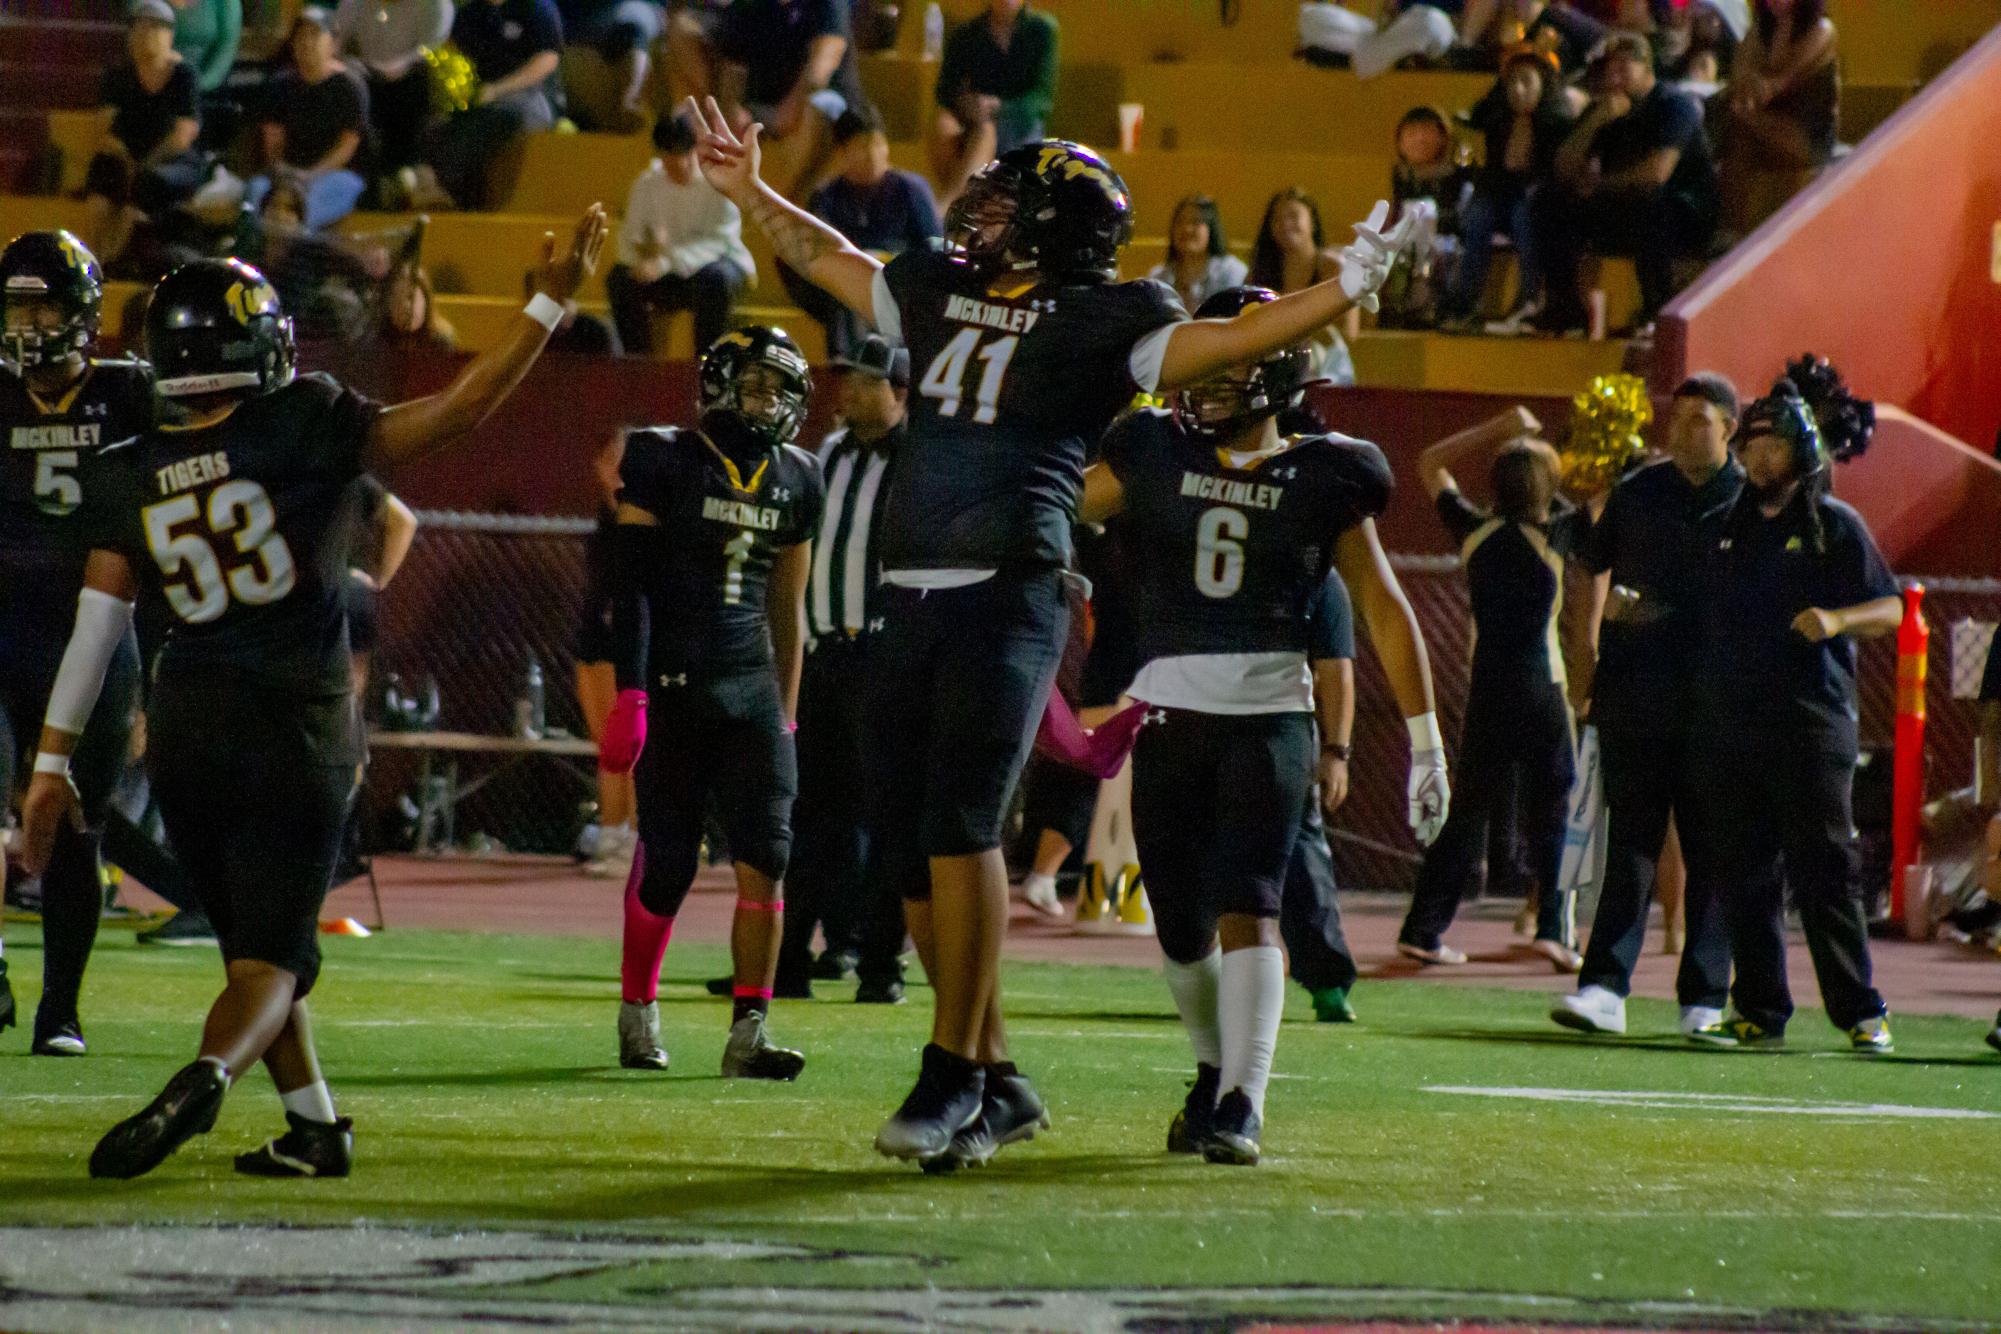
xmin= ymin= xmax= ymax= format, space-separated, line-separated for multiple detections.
xmin=1406 ymin=711 xmax=1444 ymax=753
xmin=33 ymin=752 xmax=70 ymax=776
xmin=524 ymin=292 xmax=565 ymax=332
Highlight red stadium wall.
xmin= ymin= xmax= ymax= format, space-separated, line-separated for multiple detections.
xmin=1656 ymin=23 xmax=2001 ymax=575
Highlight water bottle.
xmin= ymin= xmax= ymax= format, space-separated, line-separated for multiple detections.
xmin=515 ymin=657 xmax=545 ymax=739
xmin=922 ymin=2 xmax=944 ymax=61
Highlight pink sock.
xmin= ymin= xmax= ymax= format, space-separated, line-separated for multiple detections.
xmin=620 ymin=844 xmax=674 ymax=1003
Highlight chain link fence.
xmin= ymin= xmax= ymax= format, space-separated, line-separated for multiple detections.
xmin=366 ymin=511 xmax=2001 ymax=881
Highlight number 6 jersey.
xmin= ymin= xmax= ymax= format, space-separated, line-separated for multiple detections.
xmin=870 ymin=248 xmax=1185 ymax=572
xmin=80 ymin=372 xmax=380 ymax=699
xmin=1098 ymin=407 xmax=1393 ymax=713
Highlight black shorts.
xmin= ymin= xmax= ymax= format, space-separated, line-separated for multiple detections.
xmin=866 ymin=566 xmax=1069 ymax=889
xmin=1131 ymin=708 xmax=1314 ymax=958
xmin=574 ymin=596 xmax=617 ymax=666
xmin=145 ymin=680 xmax=360 ymax=997
xmin=632 ymin=668 xmax=797 ymax=904
xmin=0 ymin=627 xmax=141 ymax=819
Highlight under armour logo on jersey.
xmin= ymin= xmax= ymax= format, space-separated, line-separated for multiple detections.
xmin=1274 ymin=466 xmax=1297 ymax=480
xmin=867 ymin=617 xmax=885 ymax=633
xmin=771 ymin=485 xmax=792 ymax=501
xmin=658 ymin=672 xmax=688 ymax=687
xmin=1030 ymin=298 xmax=1058 ymax=313
xmin=82 ymin=401 xmax=108 ymax=418
xmin=1144 ymin=709 xmax=1167 ymax=726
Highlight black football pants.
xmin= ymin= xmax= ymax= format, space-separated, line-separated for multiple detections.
xmin=1280 ymin=774 xmax=1357 ymax=993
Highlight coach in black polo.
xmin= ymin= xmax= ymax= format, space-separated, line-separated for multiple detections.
xmin=777 ymin=334 xmax=909 ymax=1001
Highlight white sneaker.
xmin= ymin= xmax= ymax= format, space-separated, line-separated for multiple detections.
xmin=1018 ymin=874 xmax=1064 ymax=920
xmin=1678 ymin=1005 xmax=1725 ymax=1037
xmin=1551 ymin=985 xmax=1626 ymax=1035
xmin=1530 ymin=938 xmax=1583 ymax=973
xmin=1397 ymin=940 xmax=1467 ymax=966
xmin=617 ymin=1000 xmax=669 ymax=1070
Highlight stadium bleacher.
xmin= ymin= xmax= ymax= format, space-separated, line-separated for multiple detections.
xmin=0 ymin=0 xmax=1984 ymax=393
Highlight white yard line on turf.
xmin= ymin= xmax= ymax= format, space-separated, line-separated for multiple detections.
xmin=1426 ymin=1085 xmax=2000 ymax=1119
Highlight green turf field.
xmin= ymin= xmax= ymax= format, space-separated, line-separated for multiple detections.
xmin=3 ymin=927 xmax=1999 ymax=1330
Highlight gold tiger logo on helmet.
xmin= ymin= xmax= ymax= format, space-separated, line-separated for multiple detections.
xmin=224 ymin=279 xmax=280 ymax=326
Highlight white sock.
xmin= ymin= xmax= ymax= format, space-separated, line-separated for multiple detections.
xmin=1162 ymin=950 xmax=1223 ymax=1069
xmin=280 ymin=1080 xmax=336 ymax=1124
xmin=1218 ymin=945 xmax=1285 ymax=1117
xmin=1021 ymin=871 xmax=1057 ymax=898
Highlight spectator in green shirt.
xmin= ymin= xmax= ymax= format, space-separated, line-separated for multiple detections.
xmin=164 ymin=0 xmax=242 ymax=94
xmin=926 ymin=0 xmax=1058 ymax=208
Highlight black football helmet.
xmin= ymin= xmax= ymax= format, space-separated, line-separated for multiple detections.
xmin=146 ymin=257 xmax=296 ymax=401
xmin=1175 ymin=286 xmax=1316 ymax=441
xmin=1736 ymin=380 xmax=1825 ymax=483
xmin=943 ymin=139 xmax=1133 ymax=280
xmin=699 ymin=325 xmax=811 ymax=448
xmin=1 ymin=229 xmax=103 ymax=369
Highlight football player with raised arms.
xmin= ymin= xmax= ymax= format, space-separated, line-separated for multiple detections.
xmin=19 ymin=206 xmax=609 ymax=1180
xmin=684 ymin=95 xmax=1425 ymax=1168
xmin=0 ymin=230 xmax=152 ymax=1056
xmin=1080 ymin=286 xmax=1447 ymax=1165
xmin=595 ymin=326 xmax=825 ymax=1081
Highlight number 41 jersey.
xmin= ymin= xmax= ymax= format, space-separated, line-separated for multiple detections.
xmin=82 ymin=372 xmax=380 ymax=696
xmin=1099 ymin=408 xmax=1394 ymax=670
xmin=871 ymin=248 xmax=1185 ymax=572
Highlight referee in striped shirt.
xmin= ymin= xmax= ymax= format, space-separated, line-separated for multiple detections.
xmin=775 ymin=334 xmax=911 ymax=1002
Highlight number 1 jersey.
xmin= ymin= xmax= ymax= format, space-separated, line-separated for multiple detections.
xmin=870 ymin=248 xmax=1185 ymax=571
xmin=81 ymin=372 xmax=380 ymax=697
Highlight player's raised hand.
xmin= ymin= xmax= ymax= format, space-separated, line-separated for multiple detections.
xmin=534 ymin=204 xmax=609 ymax=303
xmin=18 ymin=771 xmax=81 ymax=879
xmin=1337 ymin=201 xmax=1400 ymax=314
xmin=686 ymin=95 xmax=763 ymax=203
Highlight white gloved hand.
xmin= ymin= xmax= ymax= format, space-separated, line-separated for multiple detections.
xmin=1408 ymin=747 xmax=1450 ymax=847
xmin=1337 ymin=200 xmax=1422 ymax=314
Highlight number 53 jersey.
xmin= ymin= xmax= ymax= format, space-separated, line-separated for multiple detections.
xmin=1098 ymin=408 xmax=1393 ymax=703
xmin=616 ymin=426 xmax=825 ymax=681
xmin=81 ymin=372 xmax=380 ymax=699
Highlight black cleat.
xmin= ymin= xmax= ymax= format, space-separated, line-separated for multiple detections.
xmin=876 ymin=1044 xmax=984 ymax=1161
xmin=719 ymin=1013 xmax=805 ymax=1080
xmin=137 ymin=909 xmax=219 ymax=947
xmin=704 ymin=974 xmax=734 ymax=997
xmin=234 ymin=1111 xmax=354 ymax=1178
xmin=810 ymin=950 xmax=859 ymax=981
xmin=1203 ymin=1088 xmax=1262 ymax=1166
xmin=922 ymin=1069 xmax=1051 ymax=1174
xmin=31 ymin=1013 xmax=85 ymax=1057
xmin=1167 ymin=1063 xmax=1221 ymax=1154
xmin=854 ymin=977 xmax=906 ymax=1005
xmin=89 ymin=1060 xmax=228 ymax=1179
xmin=0 ymin=958 xmax=15 ymax=1033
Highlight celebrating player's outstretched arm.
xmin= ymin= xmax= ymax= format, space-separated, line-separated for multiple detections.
xmin=367 ymin=204 xmax=609 ymax=467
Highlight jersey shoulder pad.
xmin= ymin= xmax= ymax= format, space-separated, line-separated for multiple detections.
xmin=779 ymin=441 xmax=824 ymax=489
xmin=1298 ymin=432 xmax=1394 ymax=520
xmin=883 ymin=245 xmax=959 ymax=301
xmin=1097 ymin=404 xmax=1175 ymax=475
xmin=1112 ymin=274 xmax=1191 ymax=324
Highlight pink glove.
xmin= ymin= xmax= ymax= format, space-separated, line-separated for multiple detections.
xmin=600 ymin=689 xmax=649 ymax=773
xmin=1033 ymin=687 xmax=1150 ymax=780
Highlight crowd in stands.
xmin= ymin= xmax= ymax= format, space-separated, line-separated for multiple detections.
xmin=59 ymin=0 xmax=1845 ymax=355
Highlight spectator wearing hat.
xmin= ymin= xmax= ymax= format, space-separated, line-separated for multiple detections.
xmin=782 ymin=107 xmax=939 ymax=359
xmin=82 ymin=1 xmax=207 ymax=269
xmin=927 ymin=0 xmax=1059 ymax=206
xmin=678 ymin=0 xmax=867 ymax=200
xmin=418 ymin=0 xmax=564 ymax=210
xmin=331 ymin=0 xmax=453 ymax=185
xmin=1440 ymin=44 xmax=1574 ymax=331
xmin=1533 ymin=30 xmax=1717 ymax=336
xmin=249 ymin=8 xmax=371 ymax=232
xmin=606 ymin=113 xmax=755 ymax=356
xmin=774 ymin=334 xmax=910 ymax=1001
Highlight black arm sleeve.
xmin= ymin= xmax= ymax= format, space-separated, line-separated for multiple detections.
xmin=607 ymin=523 xmax=653 ymax=692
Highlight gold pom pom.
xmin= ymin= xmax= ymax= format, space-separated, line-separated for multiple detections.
xmin=424 ymin=45 xmax=480 ymax=118
xmin=1560 ymin=373 xmax=1652 ymax=492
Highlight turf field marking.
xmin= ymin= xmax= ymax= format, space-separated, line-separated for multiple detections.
xmin=1426 ymin=1086 xmax=2001 ymax=1120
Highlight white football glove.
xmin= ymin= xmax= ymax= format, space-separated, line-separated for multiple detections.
xmin=1337 ymin=200 xmax=1424 ymax=314
xmin=1408 ymin=746 xmax=1451 ymax=847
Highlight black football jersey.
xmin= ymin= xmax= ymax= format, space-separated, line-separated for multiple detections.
xmin=872 ymin=248 xmax=1185 ymax=570
xmin=1100 ymin=409 xmax=1393 ymax=665
xmin=617 ymin=426 xmax=825 ymax=679
xmin=0 ymin=359 xmax=156 ymax=640
xmin=81 ymin=372 xmax=379 ymax=696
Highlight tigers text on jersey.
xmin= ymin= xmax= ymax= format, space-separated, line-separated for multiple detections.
xmin=0 ymin=358 xmax=155 ymax=637
xmin=616 ymin=425 xmax=825 ymax=679
xmin=80 ymin=372 xmax=378 ymax=697
xmin=870 ymin=248 xmax=1184 ymax=570
xmin=1100 ymin=409 xmax=1392 ymax=712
